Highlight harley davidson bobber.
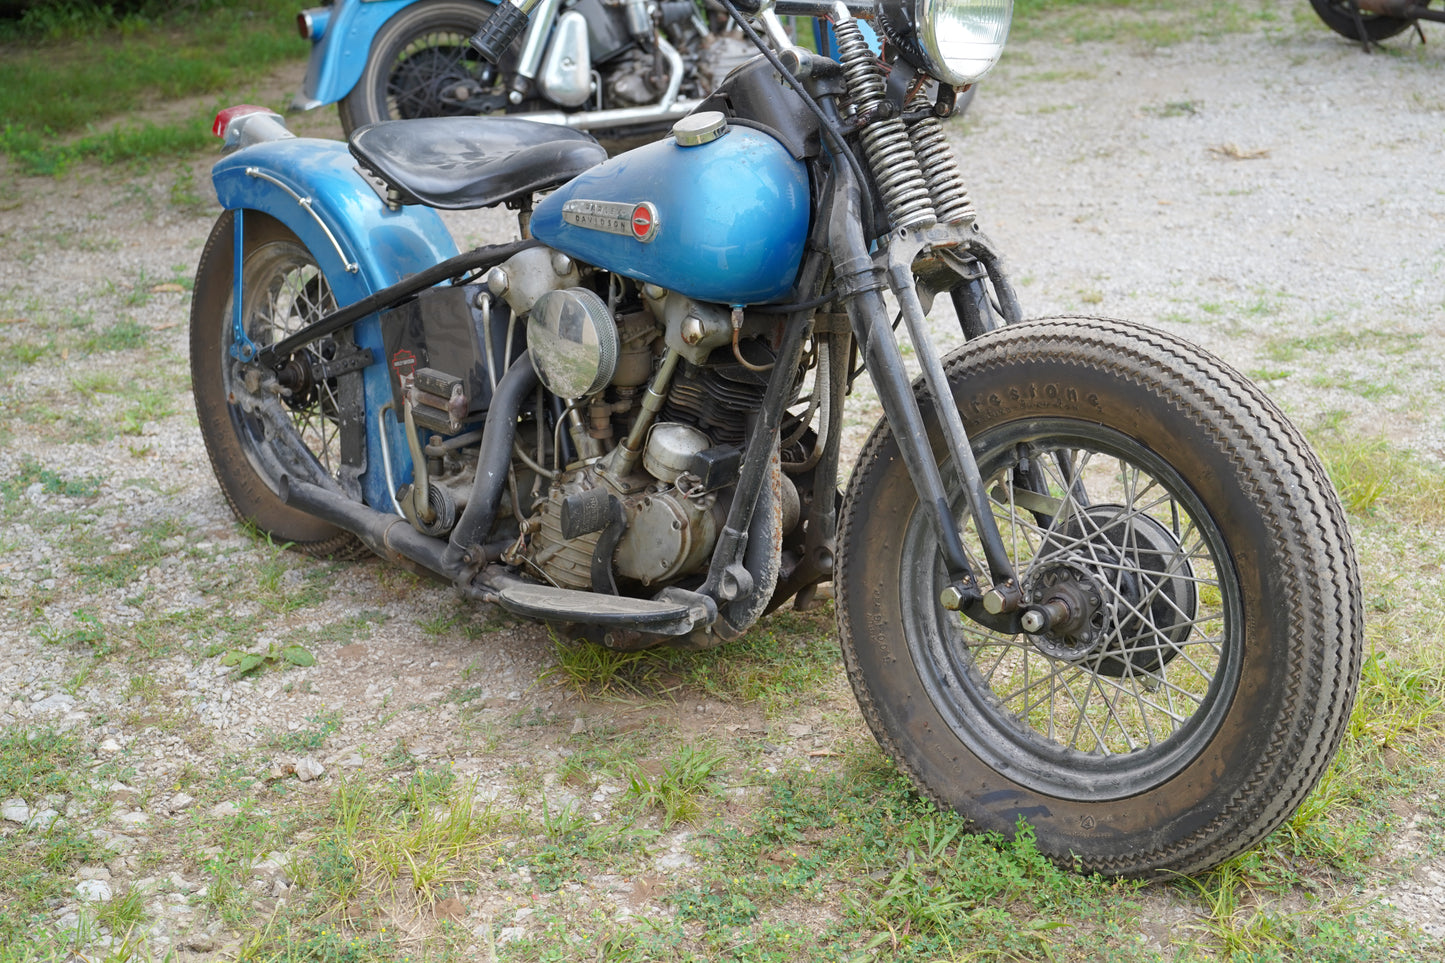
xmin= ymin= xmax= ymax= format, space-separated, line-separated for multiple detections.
xmin=192 ymin=0 xmax=1363 ymax=876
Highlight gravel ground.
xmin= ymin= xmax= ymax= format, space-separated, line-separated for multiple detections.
xmin=1 ymin=4 xmax=1443 ymax=958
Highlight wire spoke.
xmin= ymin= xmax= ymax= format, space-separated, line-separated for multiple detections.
xmin=944 ymin=433 xmax=1234 ymax=762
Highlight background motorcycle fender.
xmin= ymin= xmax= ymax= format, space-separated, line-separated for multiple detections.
xmin=212 ymin=138 xmax=461 ymax=509
xmin=295 ymin=0 xmax=443 ymax=110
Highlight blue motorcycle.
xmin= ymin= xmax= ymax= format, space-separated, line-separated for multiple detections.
xmin=195 ymin=0 xmax=1363 ymax=877
xmin=293 ymin=0 xmax=761 ymax=140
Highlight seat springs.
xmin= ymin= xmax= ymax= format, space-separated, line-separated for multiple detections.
xmin=833 ymin=17 xmax=935 ymax=231
xmin=906 ymin=91 xmax=976 ymax=226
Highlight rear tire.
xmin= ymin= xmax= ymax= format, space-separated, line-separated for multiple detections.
xmin=1308 ymin=0 xmax=1414 ymax=42
xmin=836 ymin=316 xmax=1363 ymax=877
xmin=190 ymin=211 xmax=366 ymax=558
xmin=338 ymin=0 xmax=498 ymax=136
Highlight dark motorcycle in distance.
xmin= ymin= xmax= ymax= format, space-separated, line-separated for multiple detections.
xmin=197 ymin=0 xmax=1363 ymax=877
xmin=1310 ymin=0 xmax=1439 ymax=45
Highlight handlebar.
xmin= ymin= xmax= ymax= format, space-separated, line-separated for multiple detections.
xmin=468 ymin=0 xmax=540 ymax=64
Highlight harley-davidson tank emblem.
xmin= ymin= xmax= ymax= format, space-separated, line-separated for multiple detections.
xmin=561 ymin=200 xmax=659 ymax=243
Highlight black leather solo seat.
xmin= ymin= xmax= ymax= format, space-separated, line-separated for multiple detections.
xmin=348 ymin=117 xmax=607 ymax=210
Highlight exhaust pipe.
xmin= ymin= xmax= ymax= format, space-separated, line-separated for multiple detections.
xmin=281 ymin=476 xmax=464 ymax=581
xmin=520 ymin=38 xmax=700 ymax=132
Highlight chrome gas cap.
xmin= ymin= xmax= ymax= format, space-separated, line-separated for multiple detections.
xmin=672 ymin=111 xmax=729 ymax=147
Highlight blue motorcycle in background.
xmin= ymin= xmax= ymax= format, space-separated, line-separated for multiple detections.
xmin=293 ymin=0 xmax=762 ymax=140
xmin=196 ymin=0 xmax=1363 ymax=877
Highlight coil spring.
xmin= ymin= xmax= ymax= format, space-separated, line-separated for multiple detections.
xmin=906 ymin=91 xmax=975 ymax=225
xmin=834 ymin=18 xmax=935 ymax=231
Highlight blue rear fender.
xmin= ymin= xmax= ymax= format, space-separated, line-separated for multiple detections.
xmin=296 ymin=0 xmax=421 ymax=109
xmin=212 ymin=137 xmax=461 ymax=511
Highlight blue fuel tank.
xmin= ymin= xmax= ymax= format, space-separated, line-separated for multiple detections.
xmin=531 ymin=123 xmax=810 ymax=305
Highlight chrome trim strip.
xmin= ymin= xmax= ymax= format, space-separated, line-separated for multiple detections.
xmin=244 ymin=167 xmax=360 ymax=274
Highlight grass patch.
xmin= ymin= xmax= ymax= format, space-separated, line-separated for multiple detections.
xmin=0 ymin=118 xmax=217 ymax=177
xmin=0 ymin=1 xmax=304 ymax=133
xmin=76 ymin=317 xmax=149 ymax=354
xmin=0 ymin=457 xmax=103 ymax=509
xmin=542 ymin=603 xmax=840 ymax=714
xmin=657 ymin=757 xmax=1136 ymax=961
xmin=0 ymin=0 xmax=307 ymax=174
xmin=625 ymin=741 xmax=725 ymax=826
xmin=69 ymin=518 xmax=189 ymax=591
xmin=0 ymin=728 xmax=88 ymax=799
xmin=267 ymin=711 xmax=344 ymax=754
xmin=0 ymin=728 xmax=112 ymax=948
xmin=230 ymin=773 xmax=512 ymax=960
xmin=1309 ymin=422 xmax=1445 ymax=521
xmin=1011 ymin=0 xmax=1286 ymax=45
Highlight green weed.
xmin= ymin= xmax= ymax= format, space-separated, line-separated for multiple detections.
xmin=221 ymin=642 xmax=317 ymax=678
xmin=77 ymin=318 xmax=148 ymax=354
xmin=626 ymin=742 xmax=725 ymax=826
xmin=542 ymin=635 xmax=661 ymax=695
xmin=0 ymin=119 xmax=218 ymax=177
xmin=35 ymin=610 xmax=108 ymax=653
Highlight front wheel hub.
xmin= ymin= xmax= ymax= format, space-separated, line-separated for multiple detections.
xmin=1022 ymin=561 xmax=1109 ymax=661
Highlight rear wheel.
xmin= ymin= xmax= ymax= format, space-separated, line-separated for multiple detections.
xmin=190 ymin=211 xmax=366 ymax=557
xmin=837 ymin=316 xmax=1362 ymax=877
xmin=1308 ymin=0 xmax=1414 ymax=42
xmin=338 ymin=0 xmax=500 ymax=136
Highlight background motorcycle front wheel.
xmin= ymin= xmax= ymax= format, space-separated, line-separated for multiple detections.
xmin=1309 ymin=0 xmax=1414 ymax=42
xmin=836 ymin=316 xmax=1363 ymax=878
xmin=338 ymin=0 xmax=497 ymax=136
xmin=190 ymin=211 xmax=365 ymax=558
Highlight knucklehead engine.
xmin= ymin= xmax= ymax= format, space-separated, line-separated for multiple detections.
xmin=379 ymin=242 xmax=802 ymax=602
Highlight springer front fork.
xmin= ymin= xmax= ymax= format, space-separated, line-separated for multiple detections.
xmin=827 ymin=8 xmax=1026 ymax=630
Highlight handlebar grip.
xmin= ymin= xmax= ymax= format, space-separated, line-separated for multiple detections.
xmin=469 ymin=2 xmax=530 ymax=65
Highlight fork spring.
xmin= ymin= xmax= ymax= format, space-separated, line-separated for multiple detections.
xmin=834 ymin=18 xmax=935 ymax=231
xmin=906 ymin=91 xmax=975 ymax=226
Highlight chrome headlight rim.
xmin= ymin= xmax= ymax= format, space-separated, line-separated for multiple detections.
xmin=890 ymin=0 xmax=1013 ymax=88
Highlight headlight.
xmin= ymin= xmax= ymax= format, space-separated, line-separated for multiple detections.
xmin=881 ymin=0 xmax=1012 ymax=87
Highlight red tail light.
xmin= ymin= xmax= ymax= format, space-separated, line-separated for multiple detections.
xmin=212 ymin=105 xmax=273 ymax=139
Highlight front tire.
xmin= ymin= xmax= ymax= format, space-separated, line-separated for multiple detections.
xmin=338 ymin=0 xmax=498 ymax=136
xmin=836 ymin=317 xmax=1362 ymax=877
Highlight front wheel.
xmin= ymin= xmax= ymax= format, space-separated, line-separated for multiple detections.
xmin=1308 ymin=0 xmax=1414 ymax=42
xmin=837 ymin=317 xmax=1362 ymax=877
xmin=338 ymin=0 xmax=499 ymax=136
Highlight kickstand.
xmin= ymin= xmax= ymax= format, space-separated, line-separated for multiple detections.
xmin=1350 ymin=2 xmax=1375 ymax=51
xmin=1415 ymin=20 xmax=1427 ymax=43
